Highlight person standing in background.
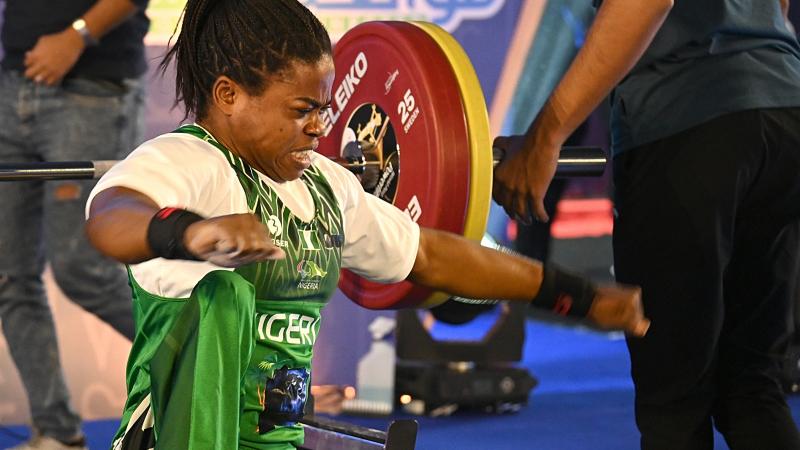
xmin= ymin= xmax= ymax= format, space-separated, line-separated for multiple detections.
xmin=493 ymin=0 xmax=800 ymax=448
xmin=0 ymin=0 xmax=149 ymax=448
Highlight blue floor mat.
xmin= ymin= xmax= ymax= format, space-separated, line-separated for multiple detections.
xmin=2 ymin=318 xmax=799 ymax=449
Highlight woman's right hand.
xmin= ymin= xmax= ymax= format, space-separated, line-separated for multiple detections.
xmin=587 ymin=285 xmax=650 ymax=337
xmin=184 ymin=213 xmax=285 ymax=267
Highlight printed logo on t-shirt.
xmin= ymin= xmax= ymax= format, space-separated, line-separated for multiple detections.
xmin=322 ymin=233 xmax=344 ymax=248
xmin=256 ymin=312 xmax=319 ymax=345
xmin=267 ymin=215 xmax=283 ymax=236
xmin=267 ymin=215 xmax=288 ymax=248
xmin=300 ymin=229 xmax=318 ymax=251
xmin=296 ymin=260 xmax=327 ymax=290
xmin=257 ymin=366 xmax=310 ymax=433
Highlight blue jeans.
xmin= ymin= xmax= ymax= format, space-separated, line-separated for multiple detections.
xmin=0 ymin=71 xmax=144 ymax=441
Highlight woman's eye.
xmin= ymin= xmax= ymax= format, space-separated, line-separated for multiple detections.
xmin=296 ymin=105 xmax=329 ymax=117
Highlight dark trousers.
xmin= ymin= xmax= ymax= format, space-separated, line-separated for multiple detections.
xmin=613 ymin=108 xmax=800 ymax=450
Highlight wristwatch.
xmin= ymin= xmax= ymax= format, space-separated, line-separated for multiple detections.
xmin=71 ymin=18 xmax=98 ymax=47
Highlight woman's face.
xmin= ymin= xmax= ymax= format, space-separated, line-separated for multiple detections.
xmin=228 ymin=56 xmax=335 ymax=182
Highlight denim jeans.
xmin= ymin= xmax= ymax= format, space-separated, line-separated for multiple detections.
xmin=0 ymin=70 xmax=144 ymax=441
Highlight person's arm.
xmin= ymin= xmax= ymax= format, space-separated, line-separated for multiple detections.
xmin=781 ymin=0 xmax=795 ymax=34
xmin=23 ymin=0 xmax=142 ymax=85
xmin=86 ymin=187 xmax=161 ymax=263
xmin=493 ymin=0 xmax=673 ymax=223
xmin=408 ymin=228 xmax=650 ymax=336
xmin=409 ymin=228 xmax=541 ymax=301
xmin=87 ymin=187 xmax=284 ymax=267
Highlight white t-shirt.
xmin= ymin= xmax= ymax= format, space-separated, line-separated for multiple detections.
xmin=86 ymin=132 xmax=420 ymax=298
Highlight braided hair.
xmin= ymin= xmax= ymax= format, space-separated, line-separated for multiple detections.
xmin=161 ymin=0 xmax=332 ymax=120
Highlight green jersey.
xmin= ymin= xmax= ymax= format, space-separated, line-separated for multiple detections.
xmin=113 ymin=125 xmax=344 ymax=449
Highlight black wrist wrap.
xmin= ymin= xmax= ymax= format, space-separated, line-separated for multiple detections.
xmin=532 ymin=264 xmax=597 ymax=318
xmin=146 ymin=207 xmax=204 ymax=260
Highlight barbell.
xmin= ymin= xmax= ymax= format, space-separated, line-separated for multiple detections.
xmin=0 ymin=21 xmax=606 ymax=311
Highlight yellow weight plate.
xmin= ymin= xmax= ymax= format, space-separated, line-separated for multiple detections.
xmin=410 ymin=21 xmax=493 ymax=309
xmin=412 ymin=21 xmax=493 ymax=246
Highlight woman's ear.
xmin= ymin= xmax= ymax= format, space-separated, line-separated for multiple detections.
xmin=210 ymin=75 xmax=239 ymax=116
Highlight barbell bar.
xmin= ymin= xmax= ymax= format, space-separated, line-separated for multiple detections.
xmin=0 ymin=147 xmax=604 ymax=182
xmin=0 ymin=160 xmax=118 ymax=181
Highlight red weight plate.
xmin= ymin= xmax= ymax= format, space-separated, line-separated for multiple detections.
xmin=317 ymin=21 xmax=472 ymax=309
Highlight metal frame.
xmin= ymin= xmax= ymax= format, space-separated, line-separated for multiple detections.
xmin=300 ymin=416 xmax=418 ymax=450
